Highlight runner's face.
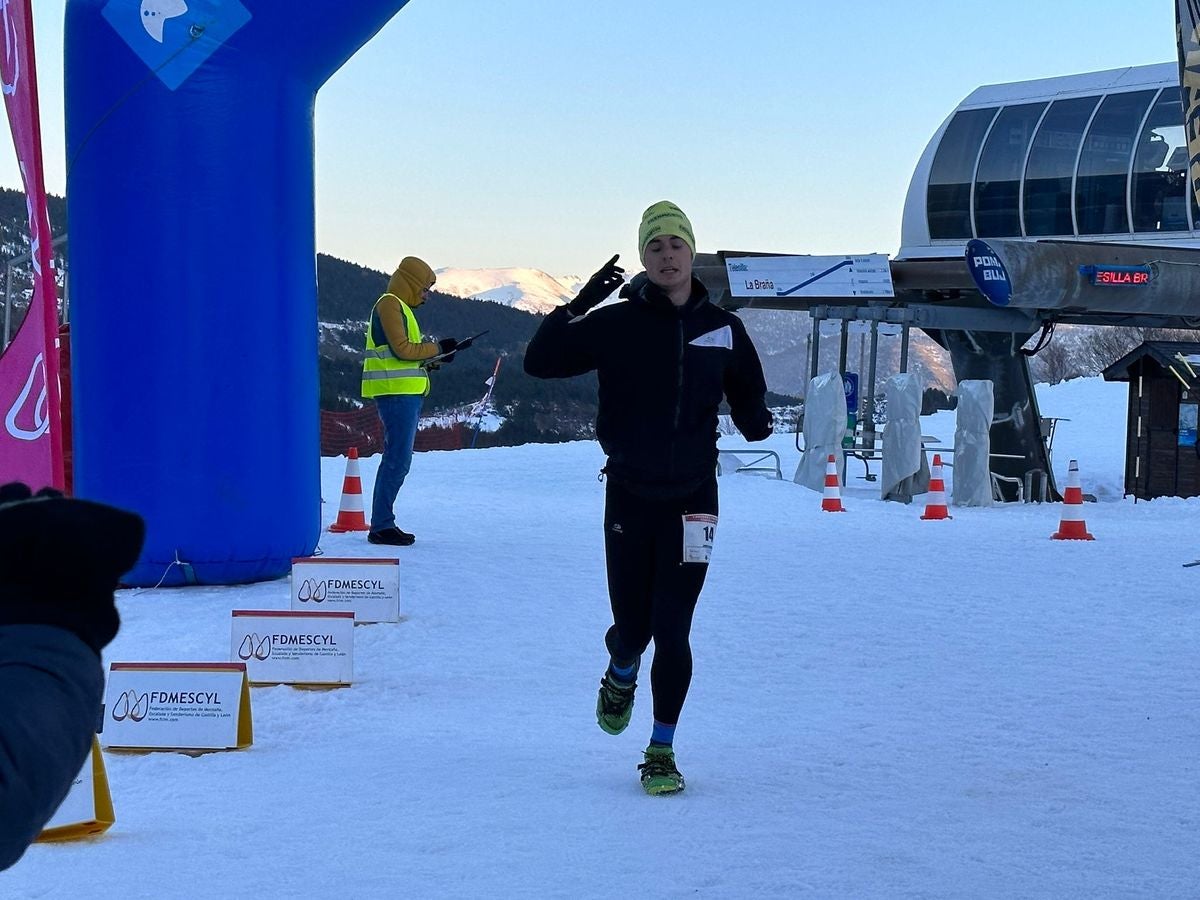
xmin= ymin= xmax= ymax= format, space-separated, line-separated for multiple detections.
xmin=642 ymin=235 xmax=692 ymax=295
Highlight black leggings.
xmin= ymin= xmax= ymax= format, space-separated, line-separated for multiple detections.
xmin=603 ymin=477 xmax=718 ymax=726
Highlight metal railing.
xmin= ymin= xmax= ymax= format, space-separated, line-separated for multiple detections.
xmin=2 ymin=233 xmax=68 ymax=349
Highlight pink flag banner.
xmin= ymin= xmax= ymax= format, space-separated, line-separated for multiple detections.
xmin=0 ymin=0 xmax=63 ymax=490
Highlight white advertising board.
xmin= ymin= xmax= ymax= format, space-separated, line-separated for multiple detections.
xmin=38 ymin=737 xmax=114 ymax=841
xmin=102 ymin=663 xmax=253 ymax=752
xmin=231 ymin=609 xmax=354 ymax=686
xmin=725 ymin=255 xmax=894 ymax=299
xmin=290 ymin=557 xmax=400 ymax=624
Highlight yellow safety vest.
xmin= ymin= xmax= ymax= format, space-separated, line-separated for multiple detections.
xmin=361 ymin=294 xmax=431 ymax=398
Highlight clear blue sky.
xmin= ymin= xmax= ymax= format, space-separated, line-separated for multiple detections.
xmin=1 ymin=1 xmax=1181 ymax=277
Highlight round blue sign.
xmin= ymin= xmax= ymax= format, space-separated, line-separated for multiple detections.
xmin=965 ymin=239 xmax=1012 ymax=307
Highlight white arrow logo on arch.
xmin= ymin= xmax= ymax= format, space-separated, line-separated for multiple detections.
xmin=139 ymin=0 xmax=188 ymax=43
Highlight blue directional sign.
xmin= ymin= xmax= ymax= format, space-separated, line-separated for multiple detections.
xmin=725 ymin=255 xmax=894 ymax=299
xmin=103 ymin=0 xmax=252 ymax=91
xmin=965 ymin=239 xmax=1012 ymax=307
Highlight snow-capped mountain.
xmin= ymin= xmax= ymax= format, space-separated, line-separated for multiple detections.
xmin=434 ymin=267 xmax=585 ymax=315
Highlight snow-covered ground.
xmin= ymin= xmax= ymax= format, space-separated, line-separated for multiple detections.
xmin=5 ymin=376 xmax=1197 ymax=898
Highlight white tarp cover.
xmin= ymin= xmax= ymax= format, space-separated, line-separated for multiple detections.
xmin=953 ymin=379 xmax=994 ymax=507
xmin=795 ymin=372 xmax=846 ymax=490
xmin=717 ymin=451 xmax=747 ymax=477
xmin=881 ymin=374 xmax=929 ymax=503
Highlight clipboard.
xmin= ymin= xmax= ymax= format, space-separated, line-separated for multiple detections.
xmin=422 ymin=330 xmax=489 ymax=368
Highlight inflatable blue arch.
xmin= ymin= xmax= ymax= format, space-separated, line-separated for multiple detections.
xmin=65 ymin=0 xmax=411 ymax=585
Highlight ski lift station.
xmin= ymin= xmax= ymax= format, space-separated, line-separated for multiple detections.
xmin=697 ymin=61 xmax=1200 ymax=503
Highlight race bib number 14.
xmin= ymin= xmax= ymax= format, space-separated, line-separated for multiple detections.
xmin=682 ymin=514 xmax=717 ymax=564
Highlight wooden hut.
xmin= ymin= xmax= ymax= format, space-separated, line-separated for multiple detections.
xmin=1102 ymin=341 xmax=1200 ymax=499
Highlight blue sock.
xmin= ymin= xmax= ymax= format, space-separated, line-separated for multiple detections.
xmin=609 ymin=660 xmax=636 ymax=683
xmin=650 ymin=720 xmax=676 ymax=747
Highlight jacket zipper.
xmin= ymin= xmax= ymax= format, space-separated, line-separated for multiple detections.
xmin=670 ymin=319 xmax=685 ymax=480
xmin=673 ymin=319 xmax=685 ymax=430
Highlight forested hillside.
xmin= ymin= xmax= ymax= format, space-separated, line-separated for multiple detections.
xmin=0 ymin=187 xmax=798 ymax=447
xmin=316 ymin=254 xmax=602 ymax=445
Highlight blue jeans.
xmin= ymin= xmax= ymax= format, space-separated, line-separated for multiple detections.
xmin=370 ymin=394 xmax=423 ymax=531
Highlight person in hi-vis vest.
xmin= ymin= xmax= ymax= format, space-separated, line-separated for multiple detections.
xmin=361 ymin=257 xmax=472 ymax=546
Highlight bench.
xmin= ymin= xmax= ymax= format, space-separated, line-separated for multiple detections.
xmin=716 ymin=449 xmax=782 ymax=480
xmin=847 ymin=431 xmax=945 ymax=482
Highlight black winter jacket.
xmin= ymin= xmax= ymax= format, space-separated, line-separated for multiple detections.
xmin=0 ymin=625 xmax=103 ymax=870
xmin=524 ymin=274 xmax=772 ymax=496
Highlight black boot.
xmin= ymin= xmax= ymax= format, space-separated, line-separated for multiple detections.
xmin=367 ymin=527 xmax=415 ymax=546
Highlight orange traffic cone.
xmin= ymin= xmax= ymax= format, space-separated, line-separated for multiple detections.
xmin=920 ymin=453 xmax=952 ymax=520
xmin=1052 ymin=459 xmax=1094 ymax=540
xmin=821 ymin=454 xmax=846 ymax=512
xmin=329 ymin=447 xmax=370 ymax=533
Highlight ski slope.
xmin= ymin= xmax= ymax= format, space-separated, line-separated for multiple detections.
xmin=4 ymin=376 xmax=1197 ymax=899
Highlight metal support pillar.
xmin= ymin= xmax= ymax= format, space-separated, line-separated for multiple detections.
xmin=864 ymin=319 xmax=879 ymax=442
xmin=809 ymin=313 xmax=821 ymax=381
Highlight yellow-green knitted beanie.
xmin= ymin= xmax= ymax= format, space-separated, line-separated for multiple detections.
xmin=638 ymin=201 xmax=695 ymax=257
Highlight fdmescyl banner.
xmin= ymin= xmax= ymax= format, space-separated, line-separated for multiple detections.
xmin=103 ymin=663 xmax=253 ymax=751
xmin=38 ymin=737 xmax=114 ymax=842
xmin=291 ymin=557 xmax=400 ymax=623
xmin=231 ymin=609 xmax=354 ymax=685
xmin=0 ymin=0 xmax=62 ymax=488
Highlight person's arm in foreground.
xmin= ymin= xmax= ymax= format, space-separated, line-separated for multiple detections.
xmin=0 ymin=485 xmax=144 ymax=871
xmin=724 ymin=317 xmax=774 ymax=441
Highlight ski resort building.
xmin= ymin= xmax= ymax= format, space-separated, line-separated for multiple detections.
xmin=697 ymin=62 xmax=1200 ymax=501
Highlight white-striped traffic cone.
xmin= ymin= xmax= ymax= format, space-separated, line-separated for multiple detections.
xmin=329 ymin=447 xmax=370 ymax=533
xmin=821 ymin=454 xmax=846 ymax=512
xmin=1051 ymin=459 xmax=1094 ymax=541
xmin=920 ymin=453 xmax=952 ymax=520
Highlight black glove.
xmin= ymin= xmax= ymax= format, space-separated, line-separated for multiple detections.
xmin=437 ymin=337 xmax=458 ymax=363
xmin=565 ymin=254 xmax=624 ymax=317
xmin=0 ymin=483 xmax=145 ymax=656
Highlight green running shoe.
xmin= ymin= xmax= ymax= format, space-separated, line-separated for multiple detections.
xmin=638 ymin=745 xmax=685 ymax=795
xmin=596 ymin=671 xmax=636 ymax=735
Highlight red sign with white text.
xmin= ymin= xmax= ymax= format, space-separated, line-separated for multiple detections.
xmin=1094 ymin=270 xmax=1150 ymax=286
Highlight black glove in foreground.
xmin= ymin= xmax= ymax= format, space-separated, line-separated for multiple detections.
xmin=566 ymin=254 xmax=625 ymax=317
xmin=437 ymin=337 xmax=459 ymax=363
xmin=0 ymin=483 xmax=145 ymax=656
